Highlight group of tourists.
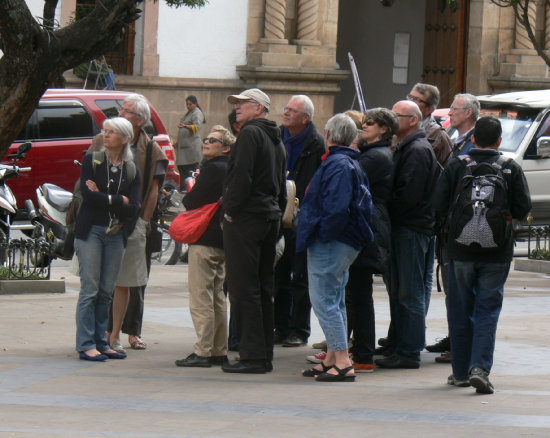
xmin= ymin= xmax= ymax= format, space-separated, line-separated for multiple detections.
xmin=74 ymin=83 xmax=532 ymax=395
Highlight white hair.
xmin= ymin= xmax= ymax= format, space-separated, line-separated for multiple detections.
xmin=103 ymin=117 xmax=134 ymax=162
xmin=123 ymin=93 xmax=151 ymax=122
xmin=290 ymin=95 xmax=314 ymax=119
xmin=325 ymin=113 xmax=357 ymax=146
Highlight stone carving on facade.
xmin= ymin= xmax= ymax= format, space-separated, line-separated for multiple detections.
xmin=262 ymin=0 xmax=288 ymax=43
xmin=295 ymin=0 xmax=321 ymax=46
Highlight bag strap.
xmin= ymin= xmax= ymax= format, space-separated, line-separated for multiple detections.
xmin=142 ymin=139 xmax=154 ymax=201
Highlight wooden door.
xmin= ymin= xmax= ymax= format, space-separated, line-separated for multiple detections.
xmin=422 ymin=0 xmax=469 ymax=107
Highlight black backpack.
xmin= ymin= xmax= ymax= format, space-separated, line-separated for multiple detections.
xmin=447 ymin=155 xmax=512 ymax=253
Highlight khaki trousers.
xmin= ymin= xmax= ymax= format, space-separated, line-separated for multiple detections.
xmin=188 ymin=245 xmax=227 ymax=357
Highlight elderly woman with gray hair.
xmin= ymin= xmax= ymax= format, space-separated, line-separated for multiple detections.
xmin=75 ymin=117 xmax=141 ymax=361
xmin=296 ymin=113 xmax=371 ymax=382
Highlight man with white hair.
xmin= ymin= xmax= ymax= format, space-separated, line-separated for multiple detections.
xmin=449 ymin=93 xmax=480 ymax=157
xmin=375 ymin=100 xmax=440 ymax=369
xmin=274 ymin=95 xmax=325 ymax=348
xmin=222 ymin=88 xmax=287 ymax=374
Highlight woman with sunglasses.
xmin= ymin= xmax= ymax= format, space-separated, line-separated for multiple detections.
xmin=75 ymin=117 xmax=141 ymax=361
xmin=176 ymin=95 xmax=206 ymax=189
xmin=346 ymin=108 xmax=398 ymax=372
xmin=175 ymin=125 xmax=236 ymax=368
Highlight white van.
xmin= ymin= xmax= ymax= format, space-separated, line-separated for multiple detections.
xmin=476 ymin=90 xmax=550 ymax=228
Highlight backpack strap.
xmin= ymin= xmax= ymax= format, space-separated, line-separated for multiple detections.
xmin=92 ymin=150 xmax=105 ymax=175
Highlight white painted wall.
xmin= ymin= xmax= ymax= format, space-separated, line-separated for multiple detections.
xmin=157 ymin=0 xmax=249 ymax=79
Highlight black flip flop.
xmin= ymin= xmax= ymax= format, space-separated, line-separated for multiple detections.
xmin=315 ymin=365 xmax=356 ymax=382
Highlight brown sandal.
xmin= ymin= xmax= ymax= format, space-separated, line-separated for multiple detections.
xmin=129 ymin=337 xmax=147 ymax=350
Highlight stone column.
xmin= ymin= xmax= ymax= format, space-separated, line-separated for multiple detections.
xmin=261 ymin=0 xmax=288 ymax=44
xmin=545 ymin=1 xmax=550 ymax=49
xmin=294 ymin=0 xmax=321 ymax=46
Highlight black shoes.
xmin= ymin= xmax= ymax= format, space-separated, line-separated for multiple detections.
xmin=426 ymin=336 xmax=450 ymax=353
xmin=469 ymin=367 xmax=494 ymax=394
xmin=374 ymin=344 xmax=394 ymax=357
xmin=282 ymin=335 xmax=307 ymax=347
xmin=209 ymin=355 xmax=229 ymax=366
xmin=375 ymin=354 xmax=420 ymax=369
xmin=175 ymin=353 xmax=212 ymax=368
xmin=222 ymin=360 xmax=268 ymax=374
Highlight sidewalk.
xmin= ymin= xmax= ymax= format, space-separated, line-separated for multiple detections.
xmin=0 ymin=261 xmax=549 ymax=437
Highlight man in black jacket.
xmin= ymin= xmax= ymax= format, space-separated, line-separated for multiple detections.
xmin=375 ymin=100 xmax=440 ymax=370
xmin=433 ymin=116 xmax=531 ymax=394
xmin=222 ymin=88 xmax=287 ymax=374
xmin=274 ymin=95 xmax=325 ymax=347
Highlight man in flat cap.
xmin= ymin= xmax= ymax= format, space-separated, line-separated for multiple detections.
xmin=222 ymin=88 xmax=287 ymax=374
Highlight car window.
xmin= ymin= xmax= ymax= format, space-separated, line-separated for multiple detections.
xmin=478 ymin=107 xmax=538 ymax=153
xmin=14 ymin=121 xmax=30 ymax=141
xmin=36 ymin=106 xmax=98 ymax=139
xmin=95 ymin=99 xmax=159 ymax=137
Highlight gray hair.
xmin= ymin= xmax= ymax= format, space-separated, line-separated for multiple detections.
xmin=123 ymin=93 xmax=151 ymax=122
xmin=290 ymin=95 xmax=314 ymax=119
xmin=455 ymin=93 xmax=480 ymax=119
xmin=103 ymin=117 xmax=134 ymax=162
xmin=325 ymin=113 xmax=357 ymax=146
xmin=412 ymin=83 xmax=440 ymax=107
xmin=210 ymin=124 xmax=236 ymax=148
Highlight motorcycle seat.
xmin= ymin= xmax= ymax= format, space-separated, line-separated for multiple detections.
xmin=43 ymin=183 xmax=73 ymax=212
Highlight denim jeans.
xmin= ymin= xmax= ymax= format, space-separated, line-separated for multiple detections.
xmin=390 ymin=226 xmax=434 ymax=362
xmin=448 ymin=260 xmax=510 ymax=379
xmin=308 ymin=240 xmax=359 ymax=352
xmin=75 ymin=225 xmax=126 ymax=352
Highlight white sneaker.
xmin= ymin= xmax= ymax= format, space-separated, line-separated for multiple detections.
xmin=306 ymin=351 xmax=326 ymax=364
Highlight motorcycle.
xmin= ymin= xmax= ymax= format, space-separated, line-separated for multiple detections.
xmin=0 ymin=142 xmax=46 ymax=264
xmin=152 ymin=179 xmax=188 ymax=265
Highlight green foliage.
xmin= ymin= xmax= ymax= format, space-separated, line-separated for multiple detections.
xmin=162 ymin=0 xmax=208 ymax=8
xmin=530 ymin=248 xmax=550 ymax=260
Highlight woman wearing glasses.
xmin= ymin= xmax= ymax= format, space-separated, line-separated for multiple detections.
xmin=75 ymin=117 xmax=141 ymax=361
xmin=176 ymin=95 xmax=206 ymax=188
xmin=175 ymin=125 xmax=236 ymax=368
xmin=346 ymin=108 xmax=398 ymax=372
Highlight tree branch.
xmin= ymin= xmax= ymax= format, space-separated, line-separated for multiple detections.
xmin=514 ymin=0 xmax=550 ymax=67
xmin=0 ymin=0 xmax=42 ymax=54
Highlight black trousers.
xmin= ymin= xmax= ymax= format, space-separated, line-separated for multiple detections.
xmin=274 ymin=229 xmax=311 ymax=341
xmin=223 ymin=215 xmax=279 ymax=362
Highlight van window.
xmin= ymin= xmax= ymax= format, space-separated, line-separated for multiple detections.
xmin=479 ymin=107 xmax=537 ymax=153
xmin=36 ymin=106 xmax=97 ymax=139
xmin=95 ymin=99 xmax=159 ymax=137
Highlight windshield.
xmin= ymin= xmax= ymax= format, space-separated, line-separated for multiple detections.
xmin=478 ymin=107 xmax=539 ymax=152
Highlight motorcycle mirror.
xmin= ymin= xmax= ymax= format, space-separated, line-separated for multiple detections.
xmin=18 ymin=142 xmax=32 ymax=155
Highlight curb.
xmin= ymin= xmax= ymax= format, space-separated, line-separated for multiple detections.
xmin=0 ymin=279 xmax=66 ymax=295
xmin=514 ymin=258 xmax=550 ymax=274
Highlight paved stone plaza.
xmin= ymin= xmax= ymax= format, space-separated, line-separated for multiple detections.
xmin=0 ymin=260 xmax=549 ymax=437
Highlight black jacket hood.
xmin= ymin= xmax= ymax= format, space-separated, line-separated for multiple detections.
xmin=244 ymin=118 xmax=281 ymax=145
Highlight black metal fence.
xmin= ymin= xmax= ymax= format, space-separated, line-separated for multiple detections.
xmin=0 ymin=238 xmax=52 ymax=280
xmin=527 ymin=225 xmax=550 ymax=261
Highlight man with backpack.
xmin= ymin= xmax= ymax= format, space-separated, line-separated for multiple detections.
xmin=433 ymin=116 xmax=531 ymax=394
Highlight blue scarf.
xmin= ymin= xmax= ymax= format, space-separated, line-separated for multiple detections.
xmin=283 ymin=124 xmax=310 ymax=179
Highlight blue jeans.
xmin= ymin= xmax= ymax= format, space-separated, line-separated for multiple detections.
xmin=75 ymin=225 xmax=126 ymax=352
xmin=448 ymin=260 xmax=510 ymax=379
xmin=308 ymin=240 xmax=359 ymax=352
xmin=390 ymin=226 xmax=434 ymax=362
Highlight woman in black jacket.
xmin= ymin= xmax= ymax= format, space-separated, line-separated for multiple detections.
xmin=347 ymin=108 xmax=398 ymax=372
xmin=75 ymin=117 xmax=141 ymax=361
xmin=175 ymin=125 xmax=235 ymax=367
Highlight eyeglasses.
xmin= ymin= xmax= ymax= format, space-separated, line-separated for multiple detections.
xmin=283 ymin=106 xmax=304 ymax=115
xmin=407 ymin=94 xmax=430 ymax=106
xmin=203 ymin=137 xmax=222 ymax=144
xmin=120 ymin=107 xmax=141 ymax=117
xmin=101 ymin=129 xmax=121 ymax=136
xmin=395 ymin=114 xmax=414 ymax=118
xmin=449 ymin=106 xmax=468 ymax=112
xmin=363 ymin=120 xmax=377 ymax=126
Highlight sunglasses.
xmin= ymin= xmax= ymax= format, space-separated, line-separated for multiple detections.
xmin=407 ymin=94 xmax=430 ymax=106
xmin=203 ymin=137 xmax=222 ymax=144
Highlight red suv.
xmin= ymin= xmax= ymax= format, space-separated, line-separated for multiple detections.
xmin=4 ymin=89 xmax=179 ymax=208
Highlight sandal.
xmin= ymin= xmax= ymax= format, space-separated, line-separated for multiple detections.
xmin=302 ymin=362 xmax=333 ymax=377
xmin=110 ymin=340 xmax=126 ymax=354
xmin=129 ymin=337 xmax=147 ymax=350
xmin=315 ymin=365 xmax=355 ymax=382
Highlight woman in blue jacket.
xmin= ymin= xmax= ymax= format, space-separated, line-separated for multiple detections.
xmin=297 ymin=113 xmax=371 ymax=382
